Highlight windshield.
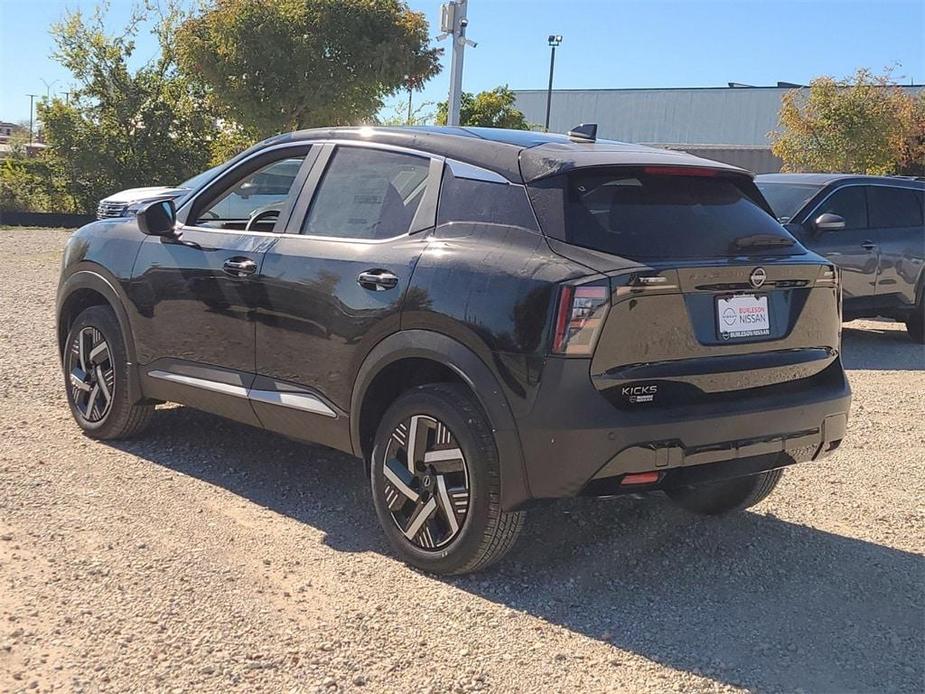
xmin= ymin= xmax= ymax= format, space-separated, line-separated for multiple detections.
xmin=529 ymin=168 xmax=801 ymax=261
xmin=179 ymin=164 xmax=225 ymax=191
xmin=755 ymin=182 xmax=823 ymax=222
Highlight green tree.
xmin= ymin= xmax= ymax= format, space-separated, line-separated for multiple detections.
xmin=378 ymin=96 xmax=436 ymax=126
xmin=176 ymin=0 xmax=441 ymax=137
xmin=771 ymin=68 xmax=925 ymax=175
xmin=435 ymin=86 xmax=529 ymax=129
xmin=36 ymin=2 xmax=222 ymax=213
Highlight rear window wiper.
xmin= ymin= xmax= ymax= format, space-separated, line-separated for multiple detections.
xmin=732 ymin=234 xmax=796 ymax=250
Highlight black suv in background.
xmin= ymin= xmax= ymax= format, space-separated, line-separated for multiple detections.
xmin=757 ymin=174 xmax=925 ymax=341
xmin=57 ymin=126 xmax=850 ymax=574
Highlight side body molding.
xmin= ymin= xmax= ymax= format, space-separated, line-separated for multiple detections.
xmin=351 ymin=330 xmax=532 ymax=511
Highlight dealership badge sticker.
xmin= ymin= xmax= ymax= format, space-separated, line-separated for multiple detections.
xmin=717 ymin=294 xmax=770 ymax=340
xmin=622 ymin=383 xmax=658 ymax=404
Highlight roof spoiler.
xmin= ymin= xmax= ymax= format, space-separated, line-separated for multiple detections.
xmin=567 ymin=123 xmax=597 ymax=143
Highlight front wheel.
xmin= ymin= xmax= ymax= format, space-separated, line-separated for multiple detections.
xmin=370 ymin=384 xmax=524 ymax=575
xmin=63 ymin=306 xmax=154 ymax=440
xmin=906 ymin=304 xmax=924 ymax=343
xmin=665 ymin=468 xmax=784 ymax=516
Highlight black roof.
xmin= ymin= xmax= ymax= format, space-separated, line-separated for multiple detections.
xmin=261 ymin=125 xmax=751 ymax=183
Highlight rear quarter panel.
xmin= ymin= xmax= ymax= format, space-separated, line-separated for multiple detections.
xmin=402 ymin=222 xmax=590 ymax=418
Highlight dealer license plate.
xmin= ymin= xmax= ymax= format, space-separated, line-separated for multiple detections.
xmin=717 ymin=294 xmax=770 ymax=340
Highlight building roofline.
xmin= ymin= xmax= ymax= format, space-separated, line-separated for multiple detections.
xmin=513 ymin=84 xmax=925 ymax=93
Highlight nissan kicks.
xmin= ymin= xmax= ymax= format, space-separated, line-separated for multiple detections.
xmin=57 ymin=125 xmax=851 ymax=574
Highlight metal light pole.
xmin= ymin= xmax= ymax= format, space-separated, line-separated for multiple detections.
xmin=544 ymin=35 xmax=562 ymax=131
xmin=440 ymin=1 xmax=477 ymax=127
xmin=27 ymin=93 xmax=39 ymax=145
xmin=41 ymin=78 xmax=59 ymax=99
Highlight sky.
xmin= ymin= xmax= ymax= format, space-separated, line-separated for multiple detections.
xmin=1 ymin=0 xmax=923 ymax=125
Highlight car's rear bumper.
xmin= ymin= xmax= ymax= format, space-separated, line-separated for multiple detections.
xmin=514 ymin=357 xmax=851 ymax=500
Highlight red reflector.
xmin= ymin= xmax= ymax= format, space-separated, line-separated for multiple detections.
xmin=552 ymin=285 xmax=575 ymax=353
xmin=620 ymin=472 xmax=660 ymax=486
xmin=643 ymin=166 xmax=719 ymax=177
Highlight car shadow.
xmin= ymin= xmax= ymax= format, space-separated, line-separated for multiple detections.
xmin=109 ymin=406 xmax=923 ymax=693
xmin=841 ymin=321 xmax=923 ymax=371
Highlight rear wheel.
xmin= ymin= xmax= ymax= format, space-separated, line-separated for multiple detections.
xmin=665 ymin=468 xmax=784 ymax=515
xmin=370 ymin=384 xmax=524 ymax=575
xmin=63 ymin=306 xmax=154 ymax=440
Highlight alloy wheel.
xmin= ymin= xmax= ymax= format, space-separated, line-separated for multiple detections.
xmin=381 ymin=414 xmax=470 ymax=550
xmin=67 ymin=326 xmax=114 ymax=423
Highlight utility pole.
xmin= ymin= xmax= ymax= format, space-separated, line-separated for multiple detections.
xmin=439 ymin=1 xmax=476 ymax=126
xmin=545 ymin=35 xmax=562 ymax=131
xmin=27 ymin=93 xmax=39 ymax=145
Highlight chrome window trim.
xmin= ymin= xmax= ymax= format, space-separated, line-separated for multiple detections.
xmin=148 ymin=370 xmax=336 ymax=418
xmin=174 ymin=223 xmax=423 ymax=246
xmin=446 ymin=158 xmax=510 ymax=184
xmin=177 ymin=139 xmax=445 ymax=244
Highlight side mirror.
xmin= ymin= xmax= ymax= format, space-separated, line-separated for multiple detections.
xmin=136 ymin=199 xmax=177 ymax=236
xmin=812 ymin=212 xmax=846 ymax=233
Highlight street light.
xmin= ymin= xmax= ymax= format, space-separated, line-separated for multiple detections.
xmin=544 ymin=34 xmax=562 ymax=131
xmin=41 ymin=78 xmax=60 ymax=99
xmin=27 ymin=93 xmax=39 ymax=145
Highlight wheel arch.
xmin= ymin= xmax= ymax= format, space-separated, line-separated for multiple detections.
xmin=350 ymin=330 xmax=531 ymax=511
xmin=57 ymin=267 xmax=143 ymax=403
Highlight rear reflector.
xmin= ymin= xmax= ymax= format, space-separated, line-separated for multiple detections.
xmin=620 ymin=472 xmax=661 ymax=486
xmin=642 ymin=166 xmax=719 ymax=177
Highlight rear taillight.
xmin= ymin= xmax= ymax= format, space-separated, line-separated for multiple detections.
xmin=815 ymin=265 xmax=839 ymax=287
xmin=551 ymin=281 xmax=610 ymax=355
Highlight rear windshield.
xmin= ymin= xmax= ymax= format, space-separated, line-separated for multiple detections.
xmin=528 ymin=168 xmax=801 ymax=260
xmin=755 ymin=181 xmax=824 ymax=221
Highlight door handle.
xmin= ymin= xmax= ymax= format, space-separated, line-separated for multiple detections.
xmin=223 ymin=257 xmax=257 ymax=278
xmin=861 ymin=241 xmax=877 ymax=251
xmin=357 ymin=269 xmax=399 ymax=291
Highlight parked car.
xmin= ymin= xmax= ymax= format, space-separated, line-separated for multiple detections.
xmin=756 ymin=174 xmax=925 ymax=342
xmin=58 ymin=126 xmax=851 ymax=574
xmin=96 ymin=165 xmax=225 ymax=219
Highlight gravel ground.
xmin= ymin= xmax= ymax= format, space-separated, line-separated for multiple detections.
xmin=1 ymin=226 xmax=923 ymax=693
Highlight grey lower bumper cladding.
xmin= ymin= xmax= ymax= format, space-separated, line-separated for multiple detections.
xmin=591 ymin=412 xmax=849 ymax=480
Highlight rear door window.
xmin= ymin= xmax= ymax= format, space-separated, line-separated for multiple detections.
xmin=529 ymin=167 xmax=799 ymax=260
xmin=302 ymin=146 xmax=430 ymax=240
xmin=867 ymin=186 xmax=924 ymax=228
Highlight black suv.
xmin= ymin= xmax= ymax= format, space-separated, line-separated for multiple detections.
xmin=57 ymin=126 xmax=851 ymax=574
xmin=756 ymin=174 xmax=925 ymax=342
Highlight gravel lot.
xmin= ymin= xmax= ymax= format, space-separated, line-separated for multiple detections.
xmin=1 ymin=226 xmax=923 ymax=693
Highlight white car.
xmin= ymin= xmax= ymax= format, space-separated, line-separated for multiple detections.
xmin=96 ymin=166 xmax=223 ymax=219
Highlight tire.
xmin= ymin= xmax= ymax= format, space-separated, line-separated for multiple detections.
xmin=665 ymin=468 xmax=784 ymax=516
xmin=370 ymin=383 xmax=524 ymax=575
xmin=62 ymin=305 xmax=154 ymax=440
xmin=905 ymin=302 xmax=924 ymax=343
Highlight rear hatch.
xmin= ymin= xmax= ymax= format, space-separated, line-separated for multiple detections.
xmin=527 ymin=165 xmax=842 ymax=408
